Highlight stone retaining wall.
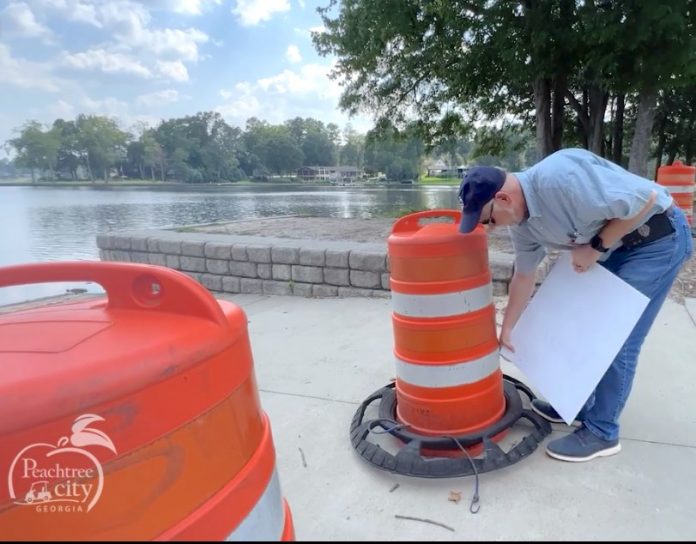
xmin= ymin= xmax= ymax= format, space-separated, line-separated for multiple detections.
xmin=97 ymin=229 xmax=545 ymax=298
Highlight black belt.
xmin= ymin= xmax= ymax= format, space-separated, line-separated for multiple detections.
xmin=621 ymin=206 xmax=675 ymax=249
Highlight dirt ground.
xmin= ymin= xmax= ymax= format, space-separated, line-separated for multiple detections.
xmin=191 ymin=215 xmax=696 ymax=303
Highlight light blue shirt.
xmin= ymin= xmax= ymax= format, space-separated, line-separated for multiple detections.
xmin=511 ymin=148 xmax=673 ymax=274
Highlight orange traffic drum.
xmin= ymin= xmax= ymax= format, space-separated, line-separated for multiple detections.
xmin=388 ymin=210 xmax=504 ymax=436
xmin=0 ymin=261 xmax=295 ymax=541
xmin=350 ymin=210 xmax=552 ymax=479
xmin=656 ymin=160 xmax=695 ymax=225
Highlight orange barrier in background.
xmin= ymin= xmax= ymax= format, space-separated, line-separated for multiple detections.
xmin=656 ymin=160 xmax=695 ymax=225
xmin=388 ymin=210 xmax=505 ymax=439
xmin=0 ymin=262 xmax=294 ymax=541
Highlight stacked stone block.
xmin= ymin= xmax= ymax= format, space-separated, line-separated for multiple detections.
xmin=96 ymin=229 xmax=538 ymax=298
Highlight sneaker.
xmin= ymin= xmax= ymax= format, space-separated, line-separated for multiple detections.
xmin=531 ymin=399 xmax=581 ymax=425
xmin=546 ymin=426 xmax=621 ymax=462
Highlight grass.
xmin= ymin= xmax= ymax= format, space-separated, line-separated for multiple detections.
xmin=418 ymin=175 xmax=461 ymax=185
xmin=0 ymin=177 xmax=33 ymax=185
xmin=0 ymin=178 xmax=173 ymax=186
xmin=0 ymin=178 xmax=256 ymax=187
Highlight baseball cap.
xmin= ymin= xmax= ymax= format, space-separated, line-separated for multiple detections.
xmin=458 ymin=166 xmax=506 ymax=233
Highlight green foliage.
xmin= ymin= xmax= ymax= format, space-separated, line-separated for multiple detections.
xmin=419 ymin=176 xmax=459 ymax=185
xmin=364 ymin=121 xmax=424 ymax=180
xmin=314 ymin=0 xmax=696 ymax=170
xmin=339 ymin=124 xmax=365 ymax=167
xmin=654 ymin=86 xmax=696 ymax=165
xmin=471 ymin=124 xmax=534 ymax=171
xmin=8 ymin=121 xmax=60 ymax=182
xmin=6 ymin=113 xmax=368 ymax=183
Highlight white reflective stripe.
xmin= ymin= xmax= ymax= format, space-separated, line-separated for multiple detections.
xmin=227 ymin=469 xmax=285 ymax=542
xmin=391 ymin=283 xmax=492 ymax=318
xmin=661 ymin=185 xmax=695 ymax=193
xmin=396 ymin=350 xmax=500 ymax=388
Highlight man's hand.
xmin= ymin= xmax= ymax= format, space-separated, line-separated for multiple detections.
xmin=499 ymin=327 xmax=514 ymax=353
xmin=571 ymin=244 xmax=601 ymax=273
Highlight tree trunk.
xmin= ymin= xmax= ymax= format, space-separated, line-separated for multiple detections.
xmin=588 ymin=84 xmax=608 ymax=155
xmin=628 ymin=87 xmax=658 ymax=177
xmin=551 ymin=75 xmax=566 ymax=151
xmin=653 ymin=113 xmax=667 ymax=179
xmin=150 ymin=166 xmax=155 ymax=181
xmin=566 ymin=88 xmax=590 ymax=148
xmin=686 ymin=116 xmax=695 ymax=165
xmin=612 ymin=93 xmax=625 ymax=165
xmin=85 ymin=155 xmax=94 ymax=183
xmin=30 ymin=168 xmax=36 ymax=184
xmin=533 ymin=78 xmax=554 ymax=158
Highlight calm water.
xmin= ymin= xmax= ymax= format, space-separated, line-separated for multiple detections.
xmin=0 ymin=183 xmax=458 ymax=305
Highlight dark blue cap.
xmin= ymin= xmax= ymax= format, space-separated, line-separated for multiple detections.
xmin=458 ymin=166 xmax=506 ymax=233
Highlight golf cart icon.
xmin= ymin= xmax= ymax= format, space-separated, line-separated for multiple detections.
xmin=24 ymin=481 xmax=52 ymax=503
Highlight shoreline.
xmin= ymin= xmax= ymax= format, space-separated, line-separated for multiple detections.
xmin=0 ymin=180 xmax=307 ymax=188
xmin=0 ymin=179 xmax=458 ymax=189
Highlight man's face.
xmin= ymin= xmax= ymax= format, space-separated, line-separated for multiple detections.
xmin=481 ymin=199 xmax=496 ymax=226
xmin=481 ymin=196 xmax=517 ymax=228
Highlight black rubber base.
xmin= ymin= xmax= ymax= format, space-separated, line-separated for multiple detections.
xmin=349 ymin=375 xmax=552 ymax=478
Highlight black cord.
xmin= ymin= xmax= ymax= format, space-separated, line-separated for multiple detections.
xmin=368 ymin=417 xmax=407 ymax=434
xmin=367 ymin=418 xmax=481 ymax=513
xmin=443 ymin=435 xmax=481 ymax=514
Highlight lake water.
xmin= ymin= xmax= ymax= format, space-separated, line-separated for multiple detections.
xmin=0 ymin=183 xmax=458 ymax=306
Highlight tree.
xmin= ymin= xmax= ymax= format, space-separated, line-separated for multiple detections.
xmin=284 ymin=117 xmax=338 ymax=166
xmin=314 ymin=0 xmax=696 ymax=174
xmin=0 ymin=157 xmax=19 ymax=179
xmin=313 ymin=0 xmax=576 ymax=158
xmin=470 ymin=123 xmax=530 ymax=171
xmin=52 ymin=119 xmax=81 ymax=180
xmin=364 ymin=121 xmax=424 ymax=180
xmin=241 ymin=117 xmax=269 ymax=177
xmin=430 ymin=135 xmax=473 ymax=169
xmin=654 ymin=86 xmax=696 ymax=173
xmin=75 ymin=115 xmax=129 ymax=182
xmin=258 ymin=126 xmax=304 ymax=174
xmin=339 ymin=124 xmax=365 ymax=167
xmin=571 ymin=1 xmax=696 ymax=176
xmin=7 ymin=121 xmax=60 ymax=182
xmin=200 ymin=114 xmax=243 ymax=182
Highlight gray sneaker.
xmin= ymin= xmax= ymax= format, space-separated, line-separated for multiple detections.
xmin=531 ymin=399 xmax=581 ymax=425
xmin=546 ymin=426 xmax=621 ymax=462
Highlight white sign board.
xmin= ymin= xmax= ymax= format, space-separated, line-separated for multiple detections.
xmin=500 ymin=252 xmax=649 ymax=424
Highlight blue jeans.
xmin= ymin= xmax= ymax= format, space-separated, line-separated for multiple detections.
xmin=580 ymin=206 xmax=693 ymax=441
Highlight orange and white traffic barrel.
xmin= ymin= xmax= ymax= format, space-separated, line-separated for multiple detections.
xmin=0 ymin=261 xmax=295 ymax=541
xmin=350 ymin=210 xmax=552 ymax=479
xmin=656 ymin=160 xmax=695 ymax=225
xmin=388 ymin=210 xmax=504 ymax=438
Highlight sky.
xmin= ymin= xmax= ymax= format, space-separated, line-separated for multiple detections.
xmin=0 ymin=0 xmax=375 ymax=154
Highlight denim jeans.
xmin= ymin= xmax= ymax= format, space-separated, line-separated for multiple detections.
xmin=579 ymin=206 xmax=693 ymax=441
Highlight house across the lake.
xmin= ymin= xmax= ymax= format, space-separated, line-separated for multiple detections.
xmin=425 ymin=160 xmax=469 ymax=179
xmin=297 ymin=166 xmax=362 ymax=184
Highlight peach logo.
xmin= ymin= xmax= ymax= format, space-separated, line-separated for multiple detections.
xmin=7 ymin=414 xmax=116 ymax=513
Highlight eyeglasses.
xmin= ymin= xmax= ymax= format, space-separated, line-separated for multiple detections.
xmin=481 ymin=201 xmax=496 ymax=226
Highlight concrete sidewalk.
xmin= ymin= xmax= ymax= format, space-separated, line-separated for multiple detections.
xmin=219 ymin=292 xmax=696 ymax=541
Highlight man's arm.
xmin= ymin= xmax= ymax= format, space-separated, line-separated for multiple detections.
xmin=571 ymin=190 xmax=658 ymax=272
xmin=595 ymin=189 xmax=658 ymax=247
xmin=499 ymin=268 xmax=537 ymax=352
